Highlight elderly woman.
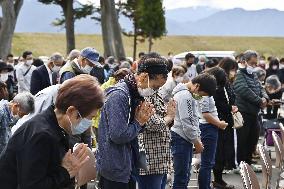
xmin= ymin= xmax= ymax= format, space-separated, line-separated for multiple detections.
xmin=0 ymin=92 xmax=35 ymax=153
xmin=265 ymin=75 xmax=283 ymax=119
xmin=0 ymin=74 xmax=104 ymax=189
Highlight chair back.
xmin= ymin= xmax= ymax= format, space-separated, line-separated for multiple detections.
xmin=258 ymin=144 xmax=272 ymax=189
xmin=279 ymin=123 xmax=284 ymax=147
xmin=240 ymin=161 xmax=260 ymax=189
xmin=272 ymin=131 xmax=284 ymax=168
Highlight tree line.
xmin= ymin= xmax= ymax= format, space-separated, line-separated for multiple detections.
xmin=0 ymin=0 xmax=166 ymax=60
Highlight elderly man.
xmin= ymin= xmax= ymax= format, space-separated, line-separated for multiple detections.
xmin=30 ymin=53 xmax=64 ymax=95
xmin=59 ymin=47 xmax=100 ymax=83
xmin=0 ymin=92 xmax=35 ymax=153
xmin=234 ymin=50 xmax=269 ymax=166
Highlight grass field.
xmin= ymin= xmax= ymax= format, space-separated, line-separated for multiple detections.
xmin=12 ymin=33 xmax=284 ymax=58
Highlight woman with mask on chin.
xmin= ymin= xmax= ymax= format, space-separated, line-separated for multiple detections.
xmin=96 ymin=52 xmax=170 ymax=189
xmin=0 ymin=74 xmax=104 ymax=189
xmin=159 ymin=65 xmax=187 ymax=103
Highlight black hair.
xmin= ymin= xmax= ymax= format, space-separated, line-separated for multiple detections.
xmin=7 ymin=54 xmax=13 ymax=59
xmin=218 ymin=57 xmax=238 ymax=76
xmin=22 ymin=51 xmax=32 ymax=59
xmin=185 ymin=53 xmax=195 ymax=61
xmin=269 ymin=58 xmax=279 ymax=69
xmin=138 ymin=52 xmax=168 ymax=80
xmin=32 ymin=58 xmax=44 ymax=67
xmin=205 ymin=67 xmax=227 ymax=88
xmin=260 ymin=55 xmax=266 ymax=60
xmin=166 ymin=59 xmax=173 ymax=72
xmin=205 ymin=60 xmax=218 ymax=69
xmin=192 ymin=73 xmax=217 ymax=96
xmin=280 ymin=58 xmax=284 ymax=63
xmin=98 ymin=56 xmax=105 ymax=64
xmin=138 ymin=52 xmax=145 ymax=58
xmin=267 ymin=56 xmax=273 ymax=62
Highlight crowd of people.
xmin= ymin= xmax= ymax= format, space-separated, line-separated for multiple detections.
xmin=0 ymin=47 xmax=283 ymax=189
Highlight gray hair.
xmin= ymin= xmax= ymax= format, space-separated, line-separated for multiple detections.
xmin=68 ymin=49 xmax=80 ymax=60
xmin=120 ymin=61 xmax=131 ymax=69
xmin=265 ymin=75 xmax=281 ymax=90
xmin=13 ymin=92 xmax=35 ymax=114
xmin=254 ymin=67 xmax=266 ymax=81
xmin=50 ymin=52 xmax=64 ymax=63
xmin=198 ymin=55 xmax=207 ymax=62
xmin=243 ymin=50 xmax=258 ymax=62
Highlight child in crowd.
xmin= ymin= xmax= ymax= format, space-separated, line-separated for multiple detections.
xmin=171 ymin=73 xmax=217 ymax=189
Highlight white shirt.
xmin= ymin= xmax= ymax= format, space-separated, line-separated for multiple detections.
xmin=44 ymin=63 xmax=53 ymax=85
xmin=16 ymin=63 xmax=36 ymax=93
xmin=185 ymin=64 xmax=198 ymax=81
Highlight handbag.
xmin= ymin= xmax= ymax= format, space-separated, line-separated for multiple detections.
xmin=137 ymin=149 xmax=149 ymax=172
xmin=232 ymin=111 xmax=244 ymax=129
xmin=224 ymin=87 xmax=244 ymax=129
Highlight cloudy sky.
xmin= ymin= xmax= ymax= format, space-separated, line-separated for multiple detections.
xmin=79 ymin=0 xmax=284 ymax=11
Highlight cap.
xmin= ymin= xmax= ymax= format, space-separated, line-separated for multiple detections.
xmin=0 ymin=62 xmax=13 ymax=72
xmin=80 ymin=47 xmax=100 ymax=66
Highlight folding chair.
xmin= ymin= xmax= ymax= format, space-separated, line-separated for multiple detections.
xmin=239 ymin=161 xmax=260 ymax=189
xmin=258 ymin=144 xmax=272 ymax=189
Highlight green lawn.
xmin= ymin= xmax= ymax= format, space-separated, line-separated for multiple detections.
xmin=12 ymin=33 xmax=284 ymax=58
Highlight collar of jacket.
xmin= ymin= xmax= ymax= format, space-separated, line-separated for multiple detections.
xmin=45 ymin=105 xmax=70 ymax=146
xmin=239 ymin=68 xmax=255 ymax=77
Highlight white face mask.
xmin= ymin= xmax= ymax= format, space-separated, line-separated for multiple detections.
xmin=175 ymin=76 xmax=184 ymax=83
xmin=82 ymin=64 xmax=93 ymax=74
xmin=0 ymin=73 xmax=9 ymax=82
xmin=272 ymin=65 xmax=278 ymax=70
xmin=138 ymin=76 xmax=156 ymax=97
xmin=280 ymin=64 xmax=284 ymax=69
xmin=238 ymin=63 xmax=245 ymax=69
xmin=246 ymin=65 xmax=255 ymax=74
xmin=26 ymin=60 xmax=33 ymax=66
xmin=51 ymin=65 xmax=61 ymax=72
xmin=67 ymin=111 xmax=92 ymax=135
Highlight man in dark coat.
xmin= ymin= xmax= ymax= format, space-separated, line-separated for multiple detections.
xmin=30 ymin=53 xmax=64 ymax=95
xmin=234 ymin=50 xmax=269 ymax=165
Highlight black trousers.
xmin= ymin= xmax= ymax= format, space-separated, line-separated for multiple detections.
xmin=213 ymin=126 xmax=235 ymax=182
xmin=237 ymin=112 xmax=260 ymax=165
xmin=99 ymin=176 xmax=136 ymax=189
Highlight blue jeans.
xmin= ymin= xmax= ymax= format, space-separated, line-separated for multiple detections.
xmin=198 ymin=123 xmax=218 ymax=189
xmin=171 ymin=131 xmax=193 ymax=189
xmin=137 ymin=174 xmax=165 ymax=189
xmin=161 ymin=174 xmax=167 ymax=189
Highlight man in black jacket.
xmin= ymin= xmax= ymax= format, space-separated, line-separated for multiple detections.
xmin=234 ymin=50 xmax=269 ymax=165
xmin=30 ymin=53 xmax=64 ymax=95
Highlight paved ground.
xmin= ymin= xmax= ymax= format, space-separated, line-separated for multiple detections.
xmin=87 ymin=141 xmax=281 ymax=189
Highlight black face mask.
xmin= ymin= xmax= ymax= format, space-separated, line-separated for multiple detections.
xmin=187 ymin=62 xmax=193 ymax=67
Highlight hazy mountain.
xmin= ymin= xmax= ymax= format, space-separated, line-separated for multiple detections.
xmin=165 ymin=6 xmax=219 ymax=22
xmin=15 ymin=1 xmax=284 ymax=36
xmin=176 ymin=8 xmax=284 ymax=36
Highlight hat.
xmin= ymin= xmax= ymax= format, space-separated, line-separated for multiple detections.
xmin=0 ymin=62 xmax=13 ymax=72
xmin=80 ymin=47 xmax=100 ymax=66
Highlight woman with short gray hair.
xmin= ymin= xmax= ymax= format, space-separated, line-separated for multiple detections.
xmin=0 ymin=92 xmax=35 ymax=153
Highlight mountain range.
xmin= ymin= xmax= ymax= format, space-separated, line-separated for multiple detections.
xmin=14 ymin=0 xmax=284 ymax=37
